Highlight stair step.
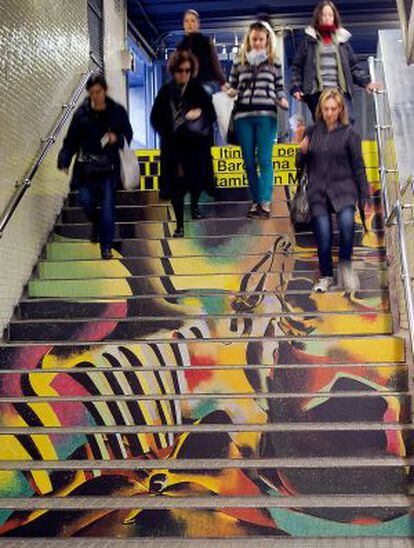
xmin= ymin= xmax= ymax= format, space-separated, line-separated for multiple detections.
xmin=60 ymin=201 xmax=383 ymax=225
xmin=0 ymin=501 xmax=411 ymax=538
xmin=61 ymin=205 xmax=295 ymax=223
xmin=46 ymin=231 xmax=385 ymax=259
xmin=36 ymin=256 xmax=387 ymax=280
xmin=8 ymin=311 xmax=394 ymax=342
xmin=0 ymin=424 xmax=410 ymax=463
xmin=19 ymin=290 xmax=389 ymax=319
xmin=0 ymin=393 xmax=408 ymax=426
xmin=66 ymin=190 xmax=383 ymax=206
xmin=0 ymin=336 xmax=405 ymax=364
xmin=0 ymin=466 xmax=409 ymax=497
xmin=54 ymin=217 xmax=379 ymax=239
xmin=28 ymin=271 xmax=388 ymax=300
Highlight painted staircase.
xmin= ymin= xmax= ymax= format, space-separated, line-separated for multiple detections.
xmin=0 ymin=145 xmax=412 ymax=539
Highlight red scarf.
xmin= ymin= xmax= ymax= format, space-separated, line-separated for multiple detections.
xmin=317 ymin=24 xmax=337 ymax=44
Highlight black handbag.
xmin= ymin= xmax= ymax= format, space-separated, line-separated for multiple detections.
xmin=227 ymin=106 xmax=238 ymax=145
xmin=170 ymin=97 xmax=211 ymax=138
xmin=289 ymin=169 xmax=311 ymax=223
xmin=76 ymin=150 xmax=113 ymax=177
xmin=185 ymin=113 xmax=211 ymax=138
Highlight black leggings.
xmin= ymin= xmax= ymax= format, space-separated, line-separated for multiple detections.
xmin=171 ymin=178 xmax=201 ymax=230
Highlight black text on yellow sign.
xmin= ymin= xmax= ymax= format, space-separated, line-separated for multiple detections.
xmin=136 ymin=142 xmax=379 ymax=190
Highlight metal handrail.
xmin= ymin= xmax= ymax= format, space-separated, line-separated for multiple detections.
xmin=369 ymin=55 xmax=414 ymax=363
xmin=368 ymin=56 xmax=390 ymax=219
xmin=0 ymin=69 xmax=93 ymax=238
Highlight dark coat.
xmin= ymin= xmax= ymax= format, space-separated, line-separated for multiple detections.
xmin=150 ymin=79 xmax=216 ymax=199
xmin=57 ymin=97 xmax=133 ymax=189
xmin=177 ymin=33 xmax=226 ymax=85
xmin=297 ymin=122 xmax=370 ymax=217
xmin=290 ymin=26 xmax=371 ymax=98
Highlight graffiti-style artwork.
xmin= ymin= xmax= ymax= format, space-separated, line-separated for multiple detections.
xmin=0 ymin=143 xmax=412 ymax=538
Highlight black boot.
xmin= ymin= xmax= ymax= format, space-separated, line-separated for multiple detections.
xmin=173 ymin=226 xmax=184 ymax=238
xmin=191 ymin=207 xmax=203 ymax=220
xmin=100 ymin=246 xmax=113 ymax=260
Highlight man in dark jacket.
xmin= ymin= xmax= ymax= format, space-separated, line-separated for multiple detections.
xmin=58 ymin=73 xmax=133 ymax=259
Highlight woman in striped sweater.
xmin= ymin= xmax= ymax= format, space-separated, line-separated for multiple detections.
xmin=228 ymin=21 xmax=289 ymax=219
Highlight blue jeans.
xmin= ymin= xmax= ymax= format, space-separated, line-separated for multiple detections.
xmin=234 ymin=115 xmax=278 ymax=204
xmin=78 ymin=176 xmax=116 ymax=248
xmin=313 ymin=205 xmax=355 ymax=277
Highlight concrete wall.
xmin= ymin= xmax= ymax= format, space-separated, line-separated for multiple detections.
xmin=103 ymin=0 xmax=128 ymax=106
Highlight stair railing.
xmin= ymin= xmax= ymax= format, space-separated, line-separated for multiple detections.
xmin=369 ymin=55 xmax=414 ymax=364
xmin=0 ymin=69 xmax=94 ymax=238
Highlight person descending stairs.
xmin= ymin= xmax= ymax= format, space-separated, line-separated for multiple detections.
xmin=0 ymin=146 xmax=412 ymax=539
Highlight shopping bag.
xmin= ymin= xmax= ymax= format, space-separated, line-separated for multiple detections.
xmin=119 ymin=140 xmax=140 ymax=190
xmin=212 ymin=91 xmax=235 ymax=142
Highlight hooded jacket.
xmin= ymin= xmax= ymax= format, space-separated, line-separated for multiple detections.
xmin=290 ymin=26 xmax=371 ymax=97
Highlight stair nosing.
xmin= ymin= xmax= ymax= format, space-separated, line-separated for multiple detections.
xmin=0 ymin=363 xmax=406 ymax=374
xmin=0 ymin=456 xmax=410 ymax=470
xmin=1 ymin=333 xmax=404 ymax=348
xmin=0 ymin=422 xmax=411 ymax=435
xmin=19 ymin=288 xmax=391 ymax=303
xmin=10 ymin=310 xmax=393 ymax=325
xmin=31 ymin=269 xmax=389 ymax=282
xmin=0 ymin=391 xmax=408 ymax=404
xmin=0 ymin=494 xmax=411 ymax=510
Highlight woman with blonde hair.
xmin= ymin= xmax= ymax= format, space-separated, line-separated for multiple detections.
xmin=227 ymin=20 xmax=289 ymax=218
xmin=297 ymin=88 xmax=370 ymax=293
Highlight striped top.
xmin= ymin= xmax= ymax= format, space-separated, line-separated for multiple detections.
xmin=229 ymin=60 xmax=286 ymax=119
xmin=319 ymin=42 xmax=339 ymax=89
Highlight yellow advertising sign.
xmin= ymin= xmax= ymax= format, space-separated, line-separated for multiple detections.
xmin=135 ymin=142 xmax=379 ymax=191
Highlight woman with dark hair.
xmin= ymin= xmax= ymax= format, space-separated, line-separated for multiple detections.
xmin=291 ymin=0 xmax=380 ymax=120
xmin=150 ymin=50 xmax=216 ymax=237
xmin=176 ymin=8 xmax=227 ymax=96
xmin=297 ymin=88 xmax=370 ymax=293
xmin=57 ymin=73 xmax=133 ymax=259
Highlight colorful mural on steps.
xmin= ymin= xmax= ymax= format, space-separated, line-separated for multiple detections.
xmin=0 ymin=143 xmax=412 ymax=537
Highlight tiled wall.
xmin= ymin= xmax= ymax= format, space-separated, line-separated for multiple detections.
xmin=0 ymin=0 xmax=90 ymax=334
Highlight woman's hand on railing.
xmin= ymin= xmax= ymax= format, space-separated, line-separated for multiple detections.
xmin=366 ymin=82 xmax=382 ymax=94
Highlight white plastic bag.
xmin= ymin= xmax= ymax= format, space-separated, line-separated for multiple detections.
xmin=119 ymin=140 xmax=140 ymax=190
xmin=212 ymin=91 xmax=235 ymax=142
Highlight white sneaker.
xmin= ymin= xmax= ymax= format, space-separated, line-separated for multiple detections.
xmin=313 ymin=276 xmax=334 ymax=293
xmin=338 ymin=261 xmax=360 ymax=293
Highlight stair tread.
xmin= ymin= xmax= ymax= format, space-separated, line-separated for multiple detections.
xmin=0 ymin=494 xmax=411 ymax=509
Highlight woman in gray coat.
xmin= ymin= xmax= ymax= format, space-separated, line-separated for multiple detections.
xmin=297 ymin=88 xmax=370 ymax=293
